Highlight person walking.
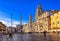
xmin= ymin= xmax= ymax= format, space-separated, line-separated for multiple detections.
xmin=9 ymin=33 xmax=13 ymax=38
xmin=43 ymin=31 xmax=47 ymax=41
xmin=43 ymin=31 xmax=47 ymax=37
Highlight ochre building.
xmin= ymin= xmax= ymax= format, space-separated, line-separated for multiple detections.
xmin=23 ymin=5 xmax=60 ymax=33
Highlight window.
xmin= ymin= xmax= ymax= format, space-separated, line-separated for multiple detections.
xmin=57 ymin=21 xmax=59 ymax=24
xmin=38 ymin=9 xmax=40 ymax=15
xmin=53 ymin=22 xmax=54 ymax=25
xmin=57 ymin=16 xmax=58 ymax=18
xmin=40 ymin=29 xmax=42 ymax=30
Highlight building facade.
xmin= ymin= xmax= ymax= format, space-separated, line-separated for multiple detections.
xmin=23 ymin=5 xmax=60 ymax=33
xmin=0 ymin=22 xmax=7 ymax=33
xmin=23 ymin=24 xmax=29 ymax=33
xmin=50 ymin=10 xmax=60 ymax=32
xmin=34 ymin=5 xmax=49 ymax=32
xmin=23 ymin=15 xmax=32 ymax=33
xmin=8 ymin=26 xmax=16 ymax=33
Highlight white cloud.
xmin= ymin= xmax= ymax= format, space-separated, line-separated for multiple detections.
xmin=0 ymin=11 xmax=27 ymax=27
xmin=0 ymin=12 xmax=19 ymax=27
xmin=0 ymin=17 xmax=20 ymax=27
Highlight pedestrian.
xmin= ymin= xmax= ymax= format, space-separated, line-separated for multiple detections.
xmin=43 ymin=31 xmax=47 ymax=41
xmin=43 ymin=31 xmax=46 ymax=37
xmin=9 ymin=33 xmax=13 ymax=38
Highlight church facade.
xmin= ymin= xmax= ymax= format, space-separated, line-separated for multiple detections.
xmin=23 ymin=5 xmax=60 ymax=33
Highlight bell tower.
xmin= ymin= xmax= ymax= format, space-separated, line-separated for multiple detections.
xmin=29 ymin=14 xmax=32 ymax=32
xmin=35 ymin=4 xmax=42 ymax=21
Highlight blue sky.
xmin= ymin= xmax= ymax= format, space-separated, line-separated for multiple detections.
xmin=0 ymin=0 xmax=60 ymax=27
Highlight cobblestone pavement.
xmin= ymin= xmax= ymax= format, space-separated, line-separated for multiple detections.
xmin=0 ymin=33 xmax=60 ymax=41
